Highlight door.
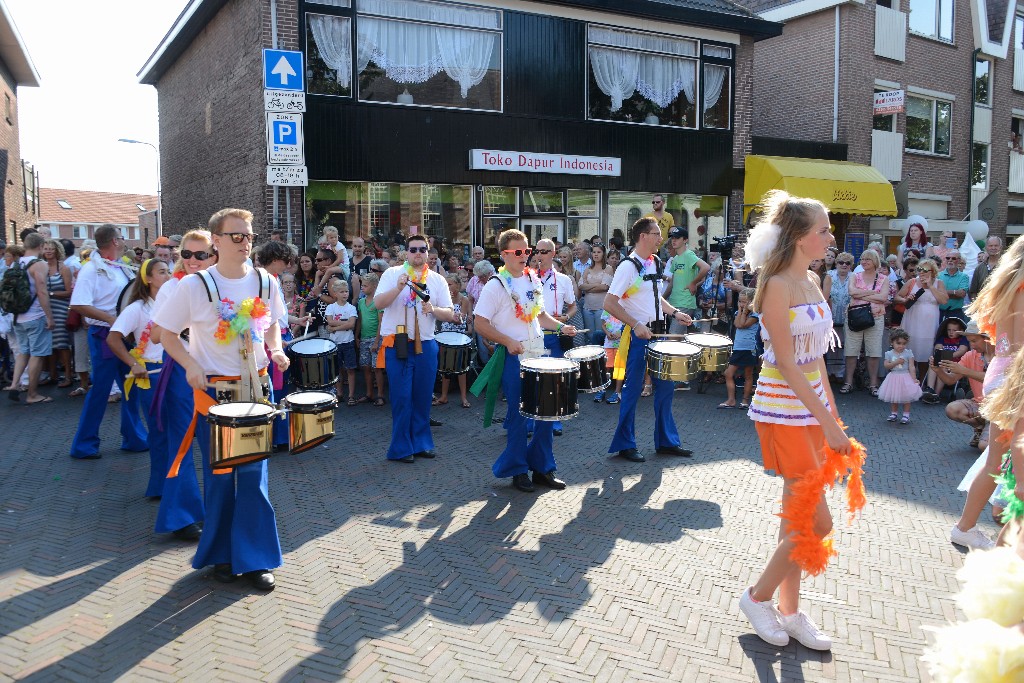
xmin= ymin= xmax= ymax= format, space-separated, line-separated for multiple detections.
xmin=521 ymin=219 xmax=564 ymax=247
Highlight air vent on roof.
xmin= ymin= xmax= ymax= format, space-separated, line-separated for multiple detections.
xmin=136 ymin=204 xmax=146 ymax=211
xmin=57 ymin=200 xmax=72 ymax=210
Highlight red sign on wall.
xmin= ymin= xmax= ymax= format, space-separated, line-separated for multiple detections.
xmin=873 ymin=90 xmax=905 ymax=115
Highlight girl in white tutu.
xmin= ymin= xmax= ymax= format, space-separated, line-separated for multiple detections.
xmin=877 ymin=328 xmax=922 ymax=424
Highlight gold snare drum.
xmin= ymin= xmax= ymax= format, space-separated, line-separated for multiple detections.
xmin=684 ymin=333 xmax=733 ymax=372
xmin=285 ymin=391 xmax=337 ymax=454
xmin=646 ymin=340 xmax=702 ymax=382
xmin=207 ymin=402 xmax=276 ymax=469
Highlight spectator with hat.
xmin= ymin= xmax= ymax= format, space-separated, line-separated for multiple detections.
xmin=663 ymin=226 xmax=709 ymax=335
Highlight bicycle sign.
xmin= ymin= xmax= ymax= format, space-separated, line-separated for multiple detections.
xmin=265 ymin=89 xmax=305 ymax=113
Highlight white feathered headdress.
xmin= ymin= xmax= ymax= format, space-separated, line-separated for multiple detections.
xmin=744 ymin=222 xmax=782 ymax=271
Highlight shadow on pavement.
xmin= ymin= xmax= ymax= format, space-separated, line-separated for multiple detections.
xmin=738 ymin=633 xmax=832 ymax=682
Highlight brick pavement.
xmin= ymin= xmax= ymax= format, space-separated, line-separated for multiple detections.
xmin=0 ymin=378 xmax=993 ymax=681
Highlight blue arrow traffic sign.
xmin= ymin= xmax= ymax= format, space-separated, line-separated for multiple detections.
xmin=263 ymin=49 xmax=304 ymax=92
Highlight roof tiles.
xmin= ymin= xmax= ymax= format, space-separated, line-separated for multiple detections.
xmin=39 ymin=188 xmax=157 ymax=225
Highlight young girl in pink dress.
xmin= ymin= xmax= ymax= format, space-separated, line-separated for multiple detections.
xmin=876 ymin=328 xmax=922 ymax=424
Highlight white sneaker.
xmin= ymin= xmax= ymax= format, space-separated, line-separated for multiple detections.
xmin=950 ymin=524 xmax=995 ymax=550
xmin=780 ymin=610 xmax=832 ymax=650
xmin=739 ymin=587 xmax=789 ymax=646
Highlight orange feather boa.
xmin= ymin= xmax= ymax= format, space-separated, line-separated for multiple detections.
xmin=778 ymin=420 xmax=867 ymax=576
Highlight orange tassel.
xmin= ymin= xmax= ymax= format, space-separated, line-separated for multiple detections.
xmin=778 ymin=420 xmax=867 ymax=576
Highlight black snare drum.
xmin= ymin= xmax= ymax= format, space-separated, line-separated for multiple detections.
xmin=520 ymin=357 xmax=579 ymax=421
xmin=207 ymin=402 xmax=276 ymax=469
xmin=285 ymin=391 xmax=337 ymax=454
xmin=435 ymin=332 xmax=473 ymax=375
xmin=564 ymin=345 xmax=610 ymax=393
xmin=287 ymin=338 xmax=338 ymax=390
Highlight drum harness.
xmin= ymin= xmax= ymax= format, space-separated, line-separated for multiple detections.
xmin=492 ymin=272 xmax=545 ymax=359
xmin=624 ymin=255 xmax=667 ymax=328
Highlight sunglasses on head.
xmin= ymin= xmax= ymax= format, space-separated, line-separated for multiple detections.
xmin=221 ymin=232 xmax=255 ymax=244
xmin=407 ymin=246 xmax=429 ymax=254
xmin=180 ymin=249 xmax=211 ymax=260
xmin=502 ymin=248 xmax=533 ymax=257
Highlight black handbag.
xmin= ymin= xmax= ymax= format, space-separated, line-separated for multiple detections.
xmin=847 ymin=304 xmax=875 ymax=332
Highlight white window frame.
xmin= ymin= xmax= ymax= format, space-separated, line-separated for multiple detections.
xmin=975 ymin=57 xmax=993 ymax=106
xmin=905 ymin=93 xmax=952 ymax=156
xmin=72 ymin=225 xmax=87 ymax=239
xmin=908 ymin=0 xmax=954 ymax=43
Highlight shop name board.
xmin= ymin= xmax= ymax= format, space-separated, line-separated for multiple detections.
xmin=873 ymin=89 xmax=904 ymax=115
xmin=469 ymin=149 xmax=621 ymax=177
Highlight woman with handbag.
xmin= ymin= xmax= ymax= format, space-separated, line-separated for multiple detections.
xmin=841 ymin=250 xmax=892 ymax=396
xmin=896 ymin=258 xmax=947 ymax=380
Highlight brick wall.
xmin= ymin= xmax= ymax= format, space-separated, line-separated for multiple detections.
xmin=0 ymin=58 xmax=35 ymax=245
xmin=157 ymin=0 xmax=267 ymax=236
xmin=990 ymin=33 xmax=1024 ymax=235
xmin=729 ymin=35 xmax=756 ymax=233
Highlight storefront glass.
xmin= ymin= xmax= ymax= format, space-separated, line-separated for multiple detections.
xmin=606 ymin=191 xmax=727 ymax=257
xmin=305 ymin=180 xmax=472 ymax=254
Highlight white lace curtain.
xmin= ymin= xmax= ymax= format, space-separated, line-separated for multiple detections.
xmin=703 ymin=64 xmax=728 ymax=114
xmin=309 ymin=15 xmax=353 ymax=89
xmin=590 ymin=47 xmax=696 ymax=111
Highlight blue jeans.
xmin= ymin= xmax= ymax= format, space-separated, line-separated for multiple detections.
xmin=581 ymin=308 xmax=606 ymax=347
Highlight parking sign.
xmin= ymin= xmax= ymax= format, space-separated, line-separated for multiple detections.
xmin=266 ymin=112 xmax=304 ymax=164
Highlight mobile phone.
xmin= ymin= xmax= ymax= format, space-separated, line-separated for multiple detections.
xmin=933 ymin=349 xmax=954 ymax=365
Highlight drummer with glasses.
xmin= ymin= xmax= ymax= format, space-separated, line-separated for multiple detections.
xmin=473 ymin=229 xmax=577 ymax=492
xmin=603 ymin=217 xmax=694 ymax=463
xmin=530 ymin=238 xmax=576 ymax=437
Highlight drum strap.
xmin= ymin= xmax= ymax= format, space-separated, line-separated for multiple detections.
xmin=627 ymin=255 xmax=665 ymax=324
xmin=469 ymin=344 xmax=507 ymax=428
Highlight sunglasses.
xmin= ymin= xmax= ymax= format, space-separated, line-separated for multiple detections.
xmin=534 ymin=249 xmax=553 ymax=255
xmin=370 ymin=267 xmax=384 ymax=273
xmin=221 ymin=232 xmax=255 ymax=244
xmin=180 ymin=250 xmax=212 ymax=260
xmin=407 ymin=246 xmax=429 ymax=254
xmin=652 ymin=201 xmax=663 ymax=205
xmin=315 ymin=256 xmax=332 ymax=263
xmin=836 ymin=260 xmax=853 ymax=265
xmin=502 ymin=248 xmax=533 ymax=257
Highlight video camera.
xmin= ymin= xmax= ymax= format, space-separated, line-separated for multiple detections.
xmin=711 ymin=234 xmax=738 ymax=260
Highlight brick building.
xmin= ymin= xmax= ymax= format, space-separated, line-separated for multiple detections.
xmin=140 ymin=0 xmax=782 ymax=255
xmin=36 ymin=187 xmax=158 ymax=249
xmin=739 ymin=0 xmax=1024 ymax=249
xmin=0 ymin=1 xmax=40 ymax=246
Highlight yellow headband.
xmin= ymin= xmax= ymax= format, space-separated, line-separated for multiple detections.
xmin=140 ymin=259 xmax=153 ymax=286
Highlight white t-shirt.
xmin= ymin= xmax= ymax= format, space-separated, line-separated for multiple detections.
xmin=69 ymin=253 xmax=134 ymax=327
xmin=474 ymin=272 xmax=544 ymax=342
xmin=608 ymin=251 xmax=665 ymax=325
xmin=324 ymin=301 xmax=357 ymax=344
xmin=152 ymin=264 xmax=285 ymax=376
xmin=153 ymin=276 xmax=189 ymax=351
xmin=111 ymin=300 xmax=165 ymax=362
xmin=63 ymin=254 xmax=82 ymax=278
xmin=537 ymin=269 xmax=575 ymax=317
xmin=376 ymin=265 xmax=453 ymax=339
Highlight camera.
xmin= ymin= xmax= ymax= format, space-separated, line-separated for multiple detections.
xmin=711 ymin=234 xmax=737 ymax=260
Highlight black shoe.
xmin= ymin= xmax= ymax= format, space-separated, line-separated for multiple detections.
xmin=244 ymin=570 xmax=276 ymax=591
xmin=527 ymin=432 xmax=533 ymax=439
xmin=553 ymin=429 xmax=563 ymax=437
xmin=429 ymin=418 xmax=443 ymax=427
xmin=656 ymin=445 xmax=693 ymax=457
xmin=394 ymin=455 xmax=415 ymax=463
xmin=414 ymin=450 xmax=437 ymax=459
xmin=512 ymin=473 xmax=535 ymax=492
xmin=172 ymin=523 xmax=202 ymax=541
xmin=618 ymin=448 xmax=645 ymax=462
xmin=532 ymin=470 xmax=566 ymax=490
xmin=922 ymin=392 xmax=941 ymax=405
xmin=75 ymin=454 xmax=102 ymax=460
xmin=212 ymin=564 xmax=236 ymax=583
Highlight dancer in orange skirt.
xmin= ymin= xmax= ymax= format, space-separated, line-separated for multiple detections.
xmin=740 ymin=190 xmax=865 ymax=651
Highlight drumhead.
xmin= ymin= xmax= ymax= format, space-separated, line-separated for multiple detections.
xmin=522 ymin=357 xmax=576 ymax=372
xmin=565 ymin=345 xmax=604 ymax=361
xmin=685 ymin=333 xmax=732 ymax=348
xmin=290 ymin=338 xmax=337 ymax=355
xmin=649 ymin=340 xmax=701 ymax=356
xmin=209 ymin=402 xmax=276 ymax=417
xmin=435 ymin=331 xmax=472 ymax=346
xmin=286 ymin=391 xmax=336 ymax=407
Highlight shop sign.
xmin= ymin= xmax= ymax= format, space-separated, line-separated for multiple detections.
xmin=469 ymin=149 xmax=621 ymax=177
xmin=266 ymin=112 xmax=304 ymax=165
xmin=873 ymin=90 xmax=904 ymax=115
xmin=267 ymin=165 xmax=308 ymax=186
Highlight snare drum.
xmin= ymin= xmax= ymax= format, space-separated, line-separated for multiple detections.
xmin=285 ymin=391 xmax=337 ymax=454
xmin=287 ymin=338 xmax=339 ymax=390
xmin=564 ymin=345 xmax=610 ymax=393
xmin=520 ymin=357 xmax=579 ymax=421
xmin=207 ymin=402 xmax=277 ymax=469
xmin=435 ymin=331 xmax=473 ymax=375
xmin=646 ymin=340 xmax=701 ymax=382
xmin=684 ymin=333 xmax=733 ymax=372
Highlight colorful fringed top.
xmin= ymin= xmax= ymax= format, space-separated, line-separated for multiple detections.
xmin=748 ymin=300 xmax=838 ymax=425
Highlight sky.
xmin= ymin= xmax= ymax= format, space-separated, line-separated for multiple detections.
xmin=9 ymin=0 xmax=189 ymax=196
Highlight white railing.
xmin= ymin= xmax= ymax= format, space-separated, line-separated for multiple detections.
xmin=875 ymin=6 xmax=907 ymax=62
xmin=1009 ymin=152 xmax=1024 ymax=193
xmin=871 ymin=129 xmax=903 ymax=181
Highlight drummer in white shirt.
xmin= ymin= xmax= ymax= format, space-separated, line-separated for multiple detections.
xmin=474 ymin=229 xmax=577 ymax=493
xmin=603 ymin=217 xmax=694 ymax=463
xmin=530 ymin=238 xmax=576 ymax=437
xmin=69 ymin=224 xmax=148 ymax=459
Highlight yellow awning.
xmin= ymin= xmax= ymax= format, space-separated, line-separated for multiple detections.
xmin=744 ymin=155 xmax=897 ymax=220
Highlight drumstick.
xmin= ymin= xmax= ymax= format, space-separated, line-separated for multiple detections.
xmin=650 ymin=334 xmax=690 ymax=339
xmin=124 ymin=368 xmax=162 ymax=379
xmin=302 ymin=317 xmax=311 ymax=339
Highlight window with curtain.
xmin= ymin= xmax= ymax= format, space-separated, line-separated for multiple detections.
xmin=356 ymin=0 xmax=502 ymax=111
xmin=702 ymin=64 xmax=730 ymax=129
xmin=587 ymin=25 xmax=698 ymax=128
xmin=307 ymin=13 xmax=353 ymax=96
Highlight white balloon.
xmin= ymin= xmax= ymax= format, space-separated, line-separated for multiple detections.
xmin=965 ymin=220 xmax=989 ymax=241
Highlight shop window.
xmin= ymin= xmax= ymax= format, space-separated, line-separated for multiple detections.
xmin=873 ymin=89 xmax=896 ymax=131
xmin=972 ymin=142 xmax=989 ymax=188
xmin=606 ymin=191 xmax=726 ymax=257
xmin=357 ymin=0 xmax=502 ymax=111
xmin=975 ymin=57 xmax=992 ymax=105
xmin=306 ymin=180 xmax=471 ymax=253
xmin=522 ymin=189 xmax=564 ymax=214
xmin=307 ymin=14 xmax=353 ymax=96
xmin=588 ymin=26 xmax=698 ymax=129
xmin=908 ymin=0 xmax=953 ymax=42
xmin=905 ymin=94 xmax=951 ymax=155
xmin=703 ymin=64 xmax=730 ymax=129
xmin=482 ymin=186 xmax=517 ymax=215
xmin=567 ymin=189 xmax=601 ymax=244
xmin=482 ymin=217 xmax=519 ymax=251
